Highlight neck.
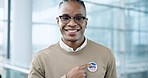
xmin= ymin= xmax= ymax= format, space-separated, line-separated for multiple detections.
xmin=62 ymin=37 xmax=85 ymax=51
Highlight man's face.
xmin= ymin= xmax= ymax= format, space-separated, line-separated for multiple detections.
xmin=56 ymin=1 xmax=88 ymax=42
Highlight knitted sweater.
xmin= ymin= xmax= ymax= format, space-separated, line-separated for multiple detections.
xmin=28 ymin=39 xmax=117 ymax=78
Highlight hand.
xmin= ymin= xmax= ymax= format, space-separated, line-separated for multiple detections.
xmin=66 ymin=64 xmax=89 ymax=78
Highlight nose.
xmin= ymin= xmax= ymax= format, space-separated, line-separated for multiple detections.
xmin=67 ymin=18 xmax=77 ymax=27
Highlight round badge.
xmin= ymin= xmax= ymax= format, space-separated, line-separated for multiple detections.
xmin=87 ymin=62 xmax=97 ymax=72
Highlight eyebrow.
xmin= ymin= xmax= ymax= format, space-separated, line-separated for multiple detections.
xmin=75 ymin=14 xmax=84 ymax=16
xmin=60 ymin=14 xmax=69 ymax=16
xmin=60 ymin=14 xmax=84 ymax=16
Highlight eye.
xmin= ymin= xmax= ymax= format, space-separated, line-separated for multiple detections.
xmin=74 ymin=16 xmax=83 ymax=21
xmin=60 ymin=16 xmax=70 ymax=21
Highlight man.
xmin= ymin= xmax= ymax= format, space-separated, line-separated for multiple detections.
xmin=28 ymin=0 xmax=117 ymax=78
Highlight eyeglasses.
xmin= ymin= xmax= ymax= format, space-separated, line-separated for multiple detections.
xmin=59 ymin=15 xmax=86 ymax=24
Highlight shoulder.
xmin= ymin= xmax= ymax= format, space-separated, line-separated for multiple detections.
xmin=87 ymin=39 xmax=111 ymax=51
xmin=33 ymin=43 xmax=59 ymax=58
xmin=87 ymin=39 xmax=116 ymax=63
xmin=87 ymin=39 xmax=115 ymax=58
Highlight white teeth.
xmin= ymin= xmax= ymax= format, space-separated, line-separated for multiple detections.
xmin=67 ymin=30 xmax=77 ymax=32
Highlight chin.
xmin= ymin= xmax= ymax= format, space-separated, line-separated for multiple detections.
xmin=63 ymin=35 xmax=83 ymax=42
xmin=66 ymin=39 xmax=78 ymax=42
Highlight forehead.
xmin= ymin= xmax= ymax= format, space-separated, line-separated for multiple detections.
xmin=58 ymin=1 xmax=86 ymax=16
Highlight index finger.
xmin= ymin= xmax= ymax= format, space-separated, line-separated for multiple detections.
xmin=79 ymin=64 xmax=90 ymax=70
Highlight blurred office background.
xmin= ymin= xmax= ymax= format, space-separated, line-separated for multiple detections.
xmin=0 ymin=0 xmax=148 ymax=78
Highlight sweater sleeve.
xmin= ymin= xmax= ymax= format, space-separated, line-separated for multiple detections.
xmin=104 ymin=50 xmax=117 ymax=78
xmin=28 ymin=54 xmax=45 ymax=78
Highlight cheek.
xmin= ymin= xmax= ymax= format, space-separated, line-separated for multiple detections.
xmin=59 ymin=24 xmax=66 ymax=33
xmin=82 ymin=24 xmax=87 ymax=29
xmin=81 ymin=21 xmax=87 ymax=28
xmin=59 ymin=20 xmax=63 ymax=25
xmin=58 ymin=21 xmax=65 ymax=29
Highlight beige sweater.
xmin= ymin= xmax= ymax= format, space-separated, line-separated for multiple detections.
xmin=28 ymin=39 xmax=117 ymax=78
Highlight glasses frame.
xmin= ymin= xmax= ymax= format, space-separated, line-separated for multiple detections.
xmin=59 ymin=15 xmax=86 ymax=24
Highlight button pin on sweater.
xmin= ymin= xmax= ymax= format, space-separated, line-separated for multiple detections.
xmin=87 ymin=62 xmax=97 ymax=72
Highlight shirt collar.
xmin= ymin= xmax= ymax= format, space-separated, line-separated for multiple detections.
xmin=59 ymin=38 xmax=87 ymax=52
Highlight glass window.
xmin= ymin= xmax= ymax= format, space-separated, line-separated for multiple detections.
xmin=32 ymin=24 xmax=60 ymax=53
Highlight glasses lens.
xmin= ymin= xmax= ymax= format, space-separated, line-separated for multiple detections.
xmin=59 ymin=15 xmax=71 ymax=24
xmin=74 ymin=16 xmax=85 ymax=24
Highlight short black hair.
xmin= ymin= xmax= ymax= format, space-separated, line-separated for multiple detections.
xmin=58 ymin=0 xmax=86 ymax=11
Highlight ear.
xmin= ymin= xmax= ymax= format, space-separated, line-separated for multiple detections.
xmin=85 ymin=18 xmax=88 ymax=28
xmin=56 ymin=17 xmax=59 ymax=25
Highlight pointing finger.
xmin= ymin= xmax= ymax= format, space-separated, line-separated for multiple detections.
xmin=79 ymin=64 xmax=90 ymax=70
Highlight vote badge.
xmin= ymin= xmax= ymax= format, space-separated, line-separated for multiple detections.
xmin=87 ymin=62 xmax=97 ymax=72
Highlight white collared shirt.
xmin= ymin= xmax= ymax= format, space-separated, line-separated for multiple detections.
xmin=59 ymin=38 xmax=87 ymax=52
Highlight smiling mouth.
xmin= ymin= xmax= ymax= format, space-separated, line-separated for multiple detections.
xmin=64 ymin=29 xmax=80 ymax=35
xmin=65 ymin=29 xmax=80 ymax=32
